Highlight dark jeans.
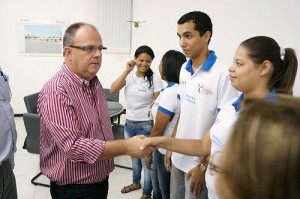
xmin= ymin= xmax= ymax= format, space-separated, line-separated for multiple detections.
xmin=50 ymin=177 xmax=109 ymax=199
xmin=0 ymin=159 xmax=17 ymax=199
xmin=151 ymin=150 xmax=171 ymax=199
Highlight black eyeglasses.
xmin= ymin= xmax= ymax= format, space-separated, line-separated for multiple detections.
xmin=69 ymin=45 xmax=107 ymax=54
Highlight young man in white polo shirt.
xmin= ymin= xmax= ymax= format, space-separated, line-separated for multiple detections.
xmin=167 ymin=11 xmax=238 ymax=199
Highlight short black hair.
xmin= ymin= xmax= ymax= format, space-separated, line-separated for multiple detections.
xmin=177 ymin=11 xmax=213 ymax=44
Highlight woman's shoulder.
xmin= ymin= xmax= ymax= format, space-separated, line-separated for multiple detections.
xmin=160 ymin=84 xmax=178 ymax=99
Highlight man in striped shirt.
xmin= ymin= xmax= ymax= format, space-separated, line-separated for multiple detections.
xmin=37 ymin=22 xmax=151 ymax=199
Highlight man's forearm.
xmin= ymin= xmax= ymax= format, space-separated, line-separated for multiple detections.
xmin=99 ymin=140 xmax=128 ymax=160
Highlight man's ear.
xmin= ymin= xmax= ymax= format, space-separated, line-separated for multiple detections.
xmin=261 ymin=60 xmax=272 ymax=76
xmin=204 ymin=31 xmax=211 ymax=43
xmin=64 ymin=47 xmax=72 ymax=60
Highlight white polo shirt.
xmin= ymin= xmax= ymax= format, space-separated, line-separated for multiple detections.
xmin=206 ymin=96 xmax=240 ymax=199
xmin=125 ymin=68 xmax=163 ymax=121
xmin=206 ymin=91 xmax=277 ymax=199
xmin=151 ymin=82 xmax=180 ymax=155
xmin=172 ymin=50 xmax=238 ymax=173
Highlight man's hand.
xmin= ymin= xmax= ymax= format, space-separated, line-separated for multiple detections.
xmin=186 ymin=165 xmax=205 ymax=197
xmin=164 ymin=150 xmax=172 ymax=172
xmin=126 ymin=135 xmax=154 ymax=158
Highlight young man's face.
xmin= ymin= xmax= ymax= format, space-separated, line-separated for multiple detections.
xmin=177 ymin=20 xmax=210 ymax=59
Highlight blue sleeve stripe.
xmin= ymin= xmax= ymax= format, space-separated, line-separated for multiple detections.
xmin=177 ymin=94 xmax=180 ymax=100
xmin=158 ymin=106 xmax=174 ymax=116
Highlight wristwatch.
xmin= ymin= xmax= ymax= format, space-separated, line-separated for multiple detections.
xmin=198 ymin=163 xmax=207 ymax=172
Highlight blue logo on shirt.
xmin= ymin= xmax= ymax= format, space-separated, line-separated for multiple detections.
xmin=184 ymin=94 xmax=195 ymax=104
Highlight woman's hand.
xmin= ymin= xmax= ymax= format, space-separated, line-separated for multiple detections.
xmin=145 ymin=153 xmax=153 ymax=170
xmin=126 ymin=60 xmax=136 ymax=73
xmin=164 ymin=150 xmax=172 ymax=172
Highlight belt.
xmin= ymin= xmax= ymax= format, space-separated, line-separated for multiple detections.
xmin=126 ymin=120 xmax=153 ymax=127
xmin=51 ymin=177 xmax=109 ymax=188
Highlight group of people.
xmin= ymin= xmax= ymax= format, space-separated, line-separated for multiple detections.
xmin=1 ymin=10 xmax=299 ymax=199
xmin=111 ymin=10 xmax=299 ymax=199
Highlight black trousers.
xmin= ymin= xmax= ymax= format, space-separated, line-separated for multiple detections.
xmin=0 ymin=159 xmax=17 ymax=199
xmin=50 ymin=177 xmax=109 ymax=199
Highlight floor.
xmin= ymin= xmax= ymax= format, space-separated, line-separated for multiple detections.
xmin=13 ymin=117 xmax=144 ymax=199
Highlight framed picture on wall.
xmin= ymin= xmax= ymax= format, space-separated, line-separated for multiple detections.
xmin=18 ymin=18 xmax=68 ymax=55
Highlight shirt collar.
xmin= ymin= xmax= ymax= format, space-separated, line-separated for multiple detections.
xmin=232 ymin=93 xmax=244 ymax=112
xmin=166 ymin=82 xmax=176 ymax=88
xmin=232 ymin=90 xmax=277 ymax=112
xmin=62 ymin=64 xmax=98 ymax=87
xmin=160 ymin=81 xmax=176 ymax=92
xmin=263 ymin=90 xmax=277 ymax=102
xmin=185 ymin=50 xmax=217 ymax=75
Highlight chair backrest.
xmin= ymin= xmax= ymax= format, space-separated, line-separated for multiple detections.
xmin=104 ymin=88 xmax=119 ymax=102
xmin=112 ymin=123 xmax=125 ymax=140
xmin=23 ymin=113 xmax=40 ymax=154
xmin=24 ymin=92 xmax=39 ymax=114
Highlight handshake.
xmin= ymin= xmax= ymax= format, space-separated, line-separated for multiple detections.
xmin=124 ymin=135 xmax=164 ymax=159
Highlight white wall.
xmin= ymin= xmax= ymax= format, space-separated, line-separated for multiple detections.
xmin=1 ymin=0 xmax=300 ymax=114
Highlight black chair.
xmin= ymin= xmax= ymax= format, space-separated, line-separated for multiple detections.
xmin=104 ymin=88 xmax=126 ymax=124
xmin=112 ymin=122 xmax=132 ymax=170
xmin=23 ymin=92 xmax=39 ymax=114
xmin=104 ymin=89 xmax=131 ymax=169
xmin=104 ymin=88 xmax=119 ymax=102
xmin=23 ymin=92 xmax=50 ymax=187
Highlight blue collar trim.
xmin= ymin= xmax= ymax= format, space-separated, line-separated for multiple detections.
xmin=185 ymin=50 xmax=217 ymax=75
xmin=166 ymin=82 xmax=176 ymax=88
xmin=232 ymin=93 xmax=244 ymax=112
xmin=232 ymin=90 xmax=278 ymax=112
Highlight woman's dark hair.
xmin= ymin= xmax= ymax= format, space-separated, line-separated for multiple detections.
xmin=240 ymin=36 xmax=298 ymax=95
xmin=134 ymin=45 xmax=155 ymax=88
xmin=177 ymin=11 xmax=213 ymax=44
xmin=161 ymin=50 xmax=186 ymax=83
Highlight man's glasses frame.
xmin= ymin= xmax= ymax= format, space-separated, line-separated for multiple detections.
xmin=69 ymin=45 xmax=107 ymax=54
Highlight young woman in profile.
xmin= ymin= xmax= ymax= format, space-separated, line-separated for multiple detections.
xmin=111 ymin=45 xmax=163 ymax=199
xmin=215 ymin=95 xmax=300 ymax=199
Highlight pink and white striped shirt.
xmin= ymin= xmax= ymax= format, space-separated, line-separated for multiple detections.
xmin=37 ymin=64 xmax=114 ymax=185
